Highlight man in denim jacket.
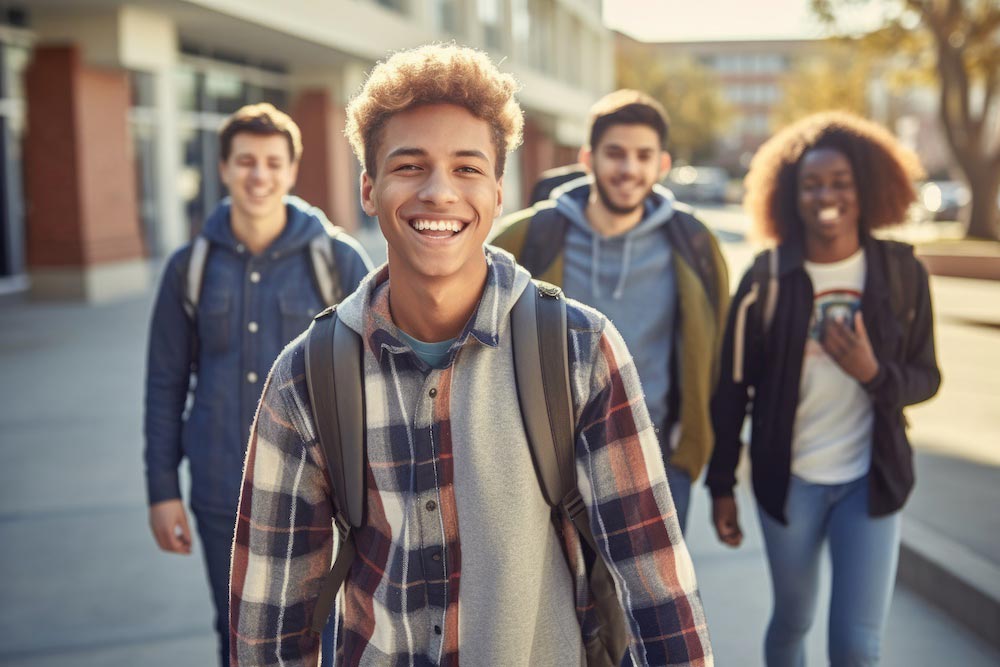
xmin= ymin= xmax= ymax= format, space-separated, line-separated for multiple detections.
xmin=143 ymin=103 xmax=372 ymax=667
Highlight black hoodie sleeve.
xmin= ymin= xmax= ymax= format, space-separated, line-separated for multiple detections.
xmin=705 ymin=268 xmax=756 ymax=498
xmin=862 ymin=259 xmax=941 ymax=410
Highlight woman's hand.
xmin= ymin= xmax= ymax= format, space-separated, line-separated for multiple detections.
xmin=712 ymin=496 xmax=744 ymax=548
xmin=822 ymin=311 xmax=880 ymax=383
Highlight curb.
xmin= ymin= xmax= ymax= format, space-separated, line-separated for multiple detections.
xmin=897 ymin=517 xmax=1000 ymax=648
xmin=917 ymin=252 xmax=1000 ymax=281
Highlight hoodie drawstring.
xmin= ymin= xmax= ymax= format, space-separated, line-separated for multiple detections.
xmin=612 ymin=236 xmax=633 ymax=300
xmin=590 ymin=234 xmax=602 ymax=299
xmin=591 ymin=233 xmax=634 ymax=301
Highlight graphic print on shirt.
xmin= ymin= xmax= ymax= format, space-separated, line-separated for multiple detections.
xmin=805 ymin=288 xmax=862 ymax=358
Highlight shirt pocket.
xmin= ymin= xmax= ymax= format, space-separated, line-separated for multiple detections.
xmin=198 ymin=289 xmax=232 ymax=354
xmin=279 ymin=291 xmax=320 ymax=344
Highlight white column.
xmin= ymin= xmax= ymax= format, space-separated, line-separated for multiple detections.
xmin=119 ymin=6 xmax=184 ymax=253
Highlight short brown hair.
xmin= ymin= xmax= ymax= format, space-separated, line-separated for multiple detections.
xmin=345 ymin=43 xmax=523 ymax=179
xmin=587 ymin=89 xmax=669 ymax=150
xmin=745 ymin=111 xmax=924 ymax=243
xmin=218 ymin=103 xmax=303 ymax=163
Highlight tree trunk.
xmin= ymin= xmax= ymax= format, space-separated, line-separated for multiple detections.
xmin=962 ymin=162 xmax=1000 ymax=240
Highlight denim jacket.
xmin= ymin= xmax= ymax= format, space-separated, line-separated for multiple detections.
xmin=144 ymin=198 xmax=373 ymax=516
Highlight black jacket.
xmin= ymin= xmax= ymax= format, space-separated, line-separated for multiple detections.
xmin=706 ymin=235 xmax=941 ymax=522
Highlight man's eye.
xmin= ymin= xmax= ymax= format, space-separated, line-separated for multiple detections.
xmin=457 ymin=166 xmax=483 ymax=174
xmin=394 ymin=164 xmax=420 ymax=172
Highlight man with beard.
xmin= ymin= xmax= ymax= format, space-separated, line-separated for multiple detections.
xmin=492 ymin=90 xmax=729 ymax=533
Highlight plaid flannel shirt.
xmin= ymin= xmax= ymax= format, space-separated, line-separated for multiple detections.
xmin=230 ymin=248 xmax=712 ymax=666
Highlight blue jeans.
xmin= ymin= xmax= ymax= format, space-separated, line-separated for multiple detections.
xmin=193 ymin=509 xmax=235 ymax=667
xmin=665 ymin=463 xmax=692 ymax=535
xmin=757 ymin=475 xmax=900 ymax=667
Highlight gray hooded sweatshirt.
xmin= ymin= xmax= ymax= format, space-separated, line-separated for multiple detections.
xmin=556 ymin=179 xmax=678 ymax=436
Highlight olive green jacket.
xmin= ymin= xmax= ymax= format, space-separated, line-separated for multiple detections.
xmin=490 ymin=202 xmax=730 ymax=481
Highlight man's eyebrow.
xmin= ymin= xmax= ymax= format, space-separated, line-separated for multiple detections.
xmin=454 ymin=149 xmax=490 ymax=161
xmin=385 ymin=147 xmax=427 ymax=160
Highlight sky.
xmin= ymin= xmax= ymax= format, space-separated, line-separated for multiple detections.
xmin=603 ymin=0 xmax=890 ymax=43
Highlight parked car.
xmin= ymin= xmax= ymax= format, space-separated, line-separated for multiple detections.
xmin=919 ymin=180 xmax=970 ymax=221
xmin=665 ymin=165 xmax=729 ymax=204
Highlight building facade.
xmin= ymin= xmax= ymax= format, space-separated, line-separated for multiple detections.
xmin=1 ymin=1 xmax=613 ymax=300
xmin=635 ymin=36 xmax=950 ymax=180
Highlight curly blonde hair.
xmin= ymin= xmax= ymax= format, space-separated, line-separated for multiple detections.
xmin=345 ymin=43 xmax=523 ymax=179
xmin=744 ymin=111 xmax=924 ymax=244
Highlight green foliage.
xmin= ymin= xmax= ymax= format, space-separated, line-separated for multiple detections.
xmin=810 ymin=0 xmax=1000 ymax=239
xmin=773 ymin=40 xmax=873 ymax=127
xmin=615 ymin=42 xmax=733 ymax=164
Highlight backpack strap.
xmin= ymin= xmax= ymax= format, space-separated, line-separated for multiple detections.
xmin=309 ymin=232 xmax=344 ymax=308
xmin=511 ymin=281 xmax=574 ymax=506
xmin=761 ymin=246 xmax=780 ymax=334
xmin=304 ymin=306 xmax=366 ymax=635
xmin=511 ymin=280 xmax=629 ymax=666
xmin=183 ymin=235 xmax=210 ymax=320
xmin=664 ymin=207 xmax=723 ymax=315
xmin=181 ymin=235 xmax=211 ymax=371
xmin=732 ymin=247 xmax=779 ymax=385
xmin=520 ymin=204 xmax=569 ymax=278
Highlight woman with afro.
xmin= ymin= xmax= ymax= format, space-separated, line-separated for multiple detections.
xmin=706 ymin=111 xmax=941 ymax=666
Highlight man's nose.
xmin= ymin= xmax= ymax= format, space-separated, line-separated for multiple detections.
xmin=418 ymin=169 xmax=459 ymax=204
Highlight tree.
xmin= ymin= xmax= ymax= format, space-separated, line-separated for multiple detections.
xmin=616 ymin=41 xmax=733 ymax=165
xmin=773 ymin=40 xmax=874 ymax=128
xmin=813 ymin=0 xmax=1000 ymax=240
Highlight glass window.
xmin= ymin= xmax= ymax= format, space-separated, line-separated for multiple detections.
xmin=512 ymin=0 xmax=530 ymax=62
xmin=0 ymin=42 xmax=28 ymax=278
xmin=431 ymin=0 xmax=461 ymax=35
xmin=205 ymin=68 xmax=244 ymax=114
xmin=478 ymin=0 xmax=503 ymax=50
xmin=129 ymin=70 xmax=160 ymax=256
xmin=175 ymin=66 xmax=202 ymax=112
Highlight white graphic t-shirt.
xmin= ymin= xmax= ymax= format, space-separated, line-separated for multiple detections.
xmin=791 ymin=248 xmax=874 ymax=484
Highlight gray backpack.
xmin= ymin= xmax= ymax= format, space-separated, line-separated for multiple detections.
xmin=303 ymin=281 xmax=629 ymax=666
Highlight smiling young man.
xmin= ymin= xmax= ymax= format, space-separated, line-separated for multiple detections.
xmin=492 ymin=90 xmax=730 ymax=533
xmin=143 ymin=103 xmax=372 ymax=667
xmin=229 ymin=46 xmax=712 ymax=667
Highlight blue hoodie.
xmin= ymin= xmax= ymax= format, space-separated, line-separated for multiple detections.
xmin=144 ymin=197 xmax=373 ymax=516
xmin=555 ymin=178 xmax=678 ymax=437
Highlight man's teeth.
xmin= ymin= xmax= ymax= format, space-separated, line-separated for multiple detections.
xmin=411 ymin=219 xmax=463 ymax=232
xmin=819 ymin=207 xmax=839 ymax=222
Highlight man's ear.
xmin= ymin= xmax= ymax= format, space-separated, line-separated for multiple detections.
xmin=360 ymin=171 xmax=377 ymax=217
xmin=659 ymin=152 xmax=672 ymax=180
xmin=578 ymin=145 xmax=594 ymax=174
xmin=288 ymin=160 xmax=300 ymax=190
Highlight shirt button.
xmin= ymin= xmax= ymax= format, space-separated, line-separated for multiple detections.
xmin=247 ymin=321 xmax=259 ymax=333
xmin=429 ymin=388 xmax=437 ymax=397
xmin=434 ymin=625 xmax=442 ymax=635
xmin=425 ymin=500 xmax=437 ymax=512
xmin=431 ymin=552 xmax=441 ymax=562
xmin=249 ymin=271 xmax=261 ymax=283
xmin=235 ymin=243 xmax=246 ymax=254
xmin=246 ymin=371 xmax=258 ymax=383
